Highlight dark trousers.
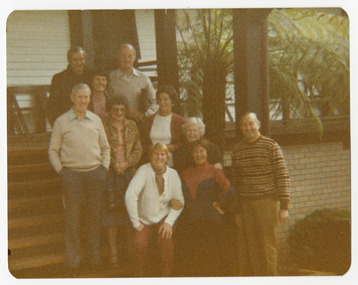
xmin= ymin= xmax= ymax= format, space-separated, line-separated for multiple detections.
xmin=175 ymin=220 xmax=227 ymax=277
xmin=60 ymin=166 xmax=106 ymax=268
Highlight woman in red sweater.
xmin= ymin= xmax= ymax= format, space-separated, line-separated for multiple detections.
xmin=175 ymin=138 xmax=234 ymax=277
xmin=142 ymin=85 xmax=186 ymax=167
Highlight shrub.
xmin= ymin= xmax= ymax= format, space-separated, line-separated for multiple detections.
xmin=288 ymin=208 xmax=350 ymax=274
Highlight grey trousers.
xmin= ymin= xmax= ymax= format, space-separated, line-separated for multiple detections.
xmin=60 ymin=166 xmax=106 ymax=268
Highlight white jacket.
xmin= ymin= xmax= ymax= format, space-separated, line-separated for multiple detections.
xmin=125 ymin=163 xmax=184 ymax=229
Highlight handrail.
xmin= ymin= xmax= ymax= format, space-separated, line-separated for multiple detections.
xmin=136 ymin=60 xmax=157 ymax=67
xmin=7 ymin=85 xmax=49 ymax=136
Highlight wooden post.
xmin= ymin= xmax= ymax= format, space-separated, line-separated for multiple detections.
xmin=81 ymin=11 xmax=95 ymax=68
xmin=68 ymin=10 xmax=83 ymax=48
xmin=233 ymin=9 xmax=271 ymax=138
xmin=69 ymin=10 xmax=140 ymax=71
xmin=68 ymin=10 xmax=95 ymax=68
xmin=154 ymin=9 xmax=179 ymax=92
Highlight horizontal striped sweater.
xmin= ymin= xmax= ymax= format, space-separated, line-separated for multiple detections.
xmin=231 ymin=135 xmax=290 ymax=210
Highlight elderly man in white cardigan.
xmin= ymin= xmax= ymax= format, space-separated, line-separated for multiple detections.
xmin=125 ymin=142 xmax=184 ymax=277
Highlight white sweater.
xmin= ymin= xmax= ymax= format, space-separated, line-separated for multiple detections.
xmin=125 ymin=163 xmax=184 ymax=229
xmin=48 ymin=108 xmax=110 ymax=173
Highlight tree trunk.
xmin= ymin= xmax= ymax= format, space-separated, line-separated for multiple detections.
xmin=202 ymin=61 xmax=227 ymax=147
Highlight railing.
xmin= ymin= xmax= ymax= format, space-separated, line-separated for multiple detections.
xmin=7 ymin=61 xmax=159 ymax=137
xmin=7 ymin=86 xmax=50 ymax=136
xmin=7 ymin=64 xmax=349 ymax=139
xmin=137 ymin=60 xmax=158 ymax=86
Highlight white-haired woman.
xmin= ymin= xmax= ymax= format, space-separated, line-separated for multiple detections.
xmin=173 ymin=117 xmax=223 ymax=175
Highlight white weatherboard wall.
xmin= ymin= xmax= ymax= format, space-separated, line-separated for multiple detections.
xmin=7 ymin=10 xmax=156 ymax=85
xmin=7 ymin=10 xmax=71 ymax=86
xmin=135 ymin=10 xmax=156 ymax=62
xmin=135 ymin=10 xmax=157 ymax=78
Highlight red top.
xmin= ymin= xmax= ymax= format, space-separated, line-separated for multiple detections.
xmin=182 ymin=161 xmax=230 ymax=200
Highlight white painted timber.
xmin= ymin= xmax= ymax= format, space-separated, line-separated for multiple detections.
xmin=6 ymin=10 xmax=71 ymax=86
xmin=135 ymin=9 xmax=157 ymax=77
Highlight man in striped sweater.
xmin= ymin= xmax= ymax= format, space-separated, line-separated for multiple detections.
xmin=231 ymin=112 xmax=290 ymax=276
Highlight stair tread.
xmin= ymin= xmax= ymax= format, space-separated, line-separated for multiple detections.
xmin=7 ymin=148 xmax=48 ymax=157
xmin=9 ymin=253 xmax=128 ymax=278
xmin=8 ymin=213 xmax=64 ymax=229
xmin=9 ymin=252 xmax=64 ymax=271
xmin=9 ymin=178 xmax=61 ymax=191
xmin=9 ymin=232 xmax=64 ymax=250
xmin=8 ymin=162 xmax=54 ymax=174
xmin=8 ymin=194 xmax=62 ymax=209
xmin=8 ymin=133 xmax=50 ymax=155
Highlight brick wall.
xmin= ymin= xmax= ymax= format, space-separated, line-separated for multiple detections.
xmin=276 ymin=141 xmax=351 ymax=259
xmin=224 ymin=141 xmax=351 ymax=260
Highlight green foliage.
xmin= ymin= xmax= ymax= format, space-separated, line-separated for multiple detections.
xmin=176 ymin=8 xmax=349 ymax=140
xmin=176 ymin=9 xmax=233 ymax=74
xmin=288 ymin=208 xmax=351 ymax=274
xmin=269 ymin=9 xmax=349 ymax=136
xmin=176 ymin=9 xmax=234 ymax=145
xmin=177 ymin=61 xmax=203 ymax=117
xmin=176 ymin=9 xmax=234 ymax=113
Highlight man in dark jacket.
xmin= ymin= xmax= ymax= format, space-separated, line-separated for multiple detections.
xmin=47 ymin=46 xmax=93 ymax=126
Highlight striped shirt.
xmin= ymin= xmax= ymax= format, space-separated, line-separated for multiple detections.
xmin=231 ymin=135 xmax=290 ymax=209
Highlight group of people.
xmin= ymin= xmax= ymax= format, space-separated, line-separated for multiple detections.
xmin=48 ymin=43 xmax=291 ymax=278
